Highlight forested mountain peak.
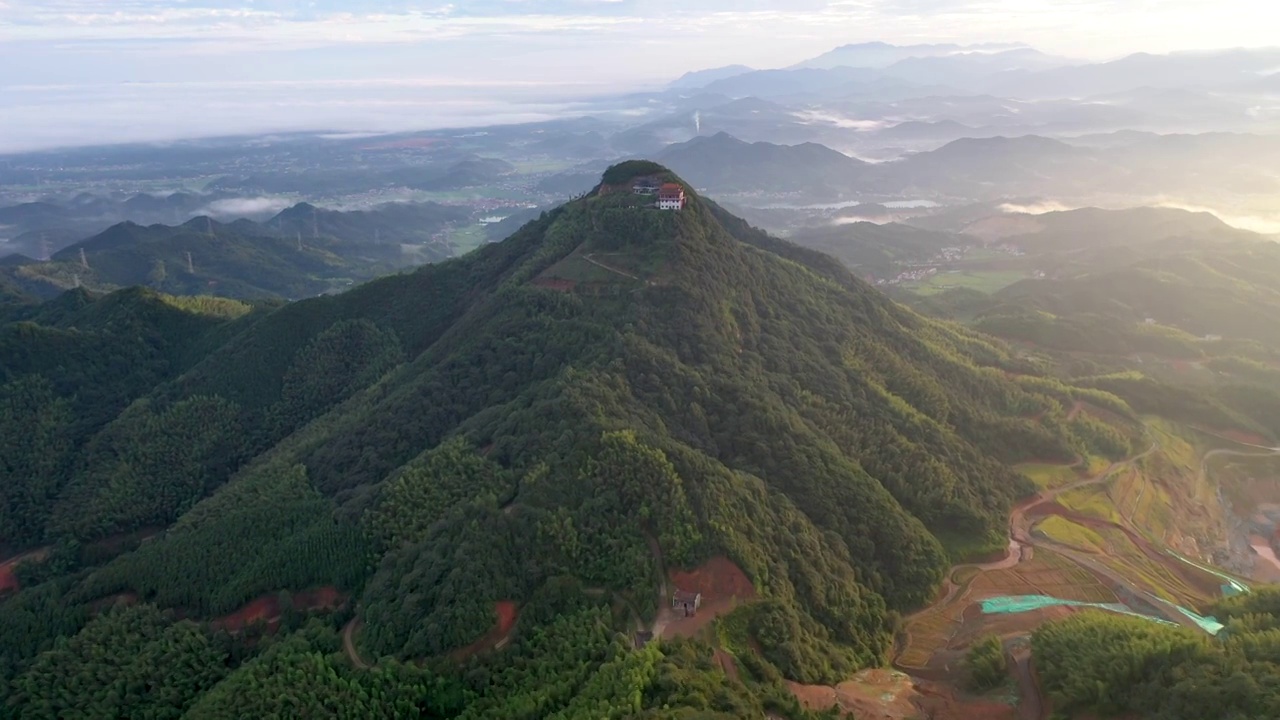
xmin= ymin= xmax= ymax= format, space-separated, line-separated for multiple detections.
xmin=0 ymin=170 xmax=1138 ymax=715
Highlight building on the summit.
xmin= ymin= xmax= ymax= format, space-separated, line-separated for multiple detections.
xmin=658 ymin=183 xmax=686 ymax=211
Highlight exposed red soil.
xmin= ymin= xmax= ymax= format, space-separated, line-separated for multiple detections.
xmin=530 ymin=277 xmax=577 ymax=292
xmin=92 ymin=526 xmax=164 ymax=555
xmin=0 ymin=560 xmax=19 ymax=596
xmin=915 ymin=680 xmax=1020 ymax=720
xmin=788 ymin=669 xmax=921 ymax=719
xmin=1065 ymin=401 xmax=1084 ymax=422
xmin=951 ymin=606 xmax=1078 ymax=656
xmin=1250 ymin=536 xmax=1280 ymax=582
xmin=789 ymin=670 xmax=1019 ymax=720
xmin=0 ymin=548 xmax=50 ymax=596
xmin=664 ymin=557 xmax=756 ymax=639
xmin=670 ymin=556 xmax=756 ymax=599
xmin=450 ymin=600 xmax=519 ymax=661
xmin=211 ymin=586 xmax=345 ymax=633
xmin=0 ymin=530 xmax=163 ymax=598
xmin=713 ymin=648 xmax=741 ymax=682
xmin=90 ymin=592 xmax=140 ymax=613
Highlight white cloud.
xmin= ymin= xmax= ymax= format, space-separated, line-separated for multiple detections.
xmin=997 ymin=200 xmax=1075 ymax=214
xmin=198 ymin=196 xmax=295 ymax=219
xmin=1151 ymin=200 xmax=1280 ymax=235
xmin=793 ymin=110 xmax=890 ymax=132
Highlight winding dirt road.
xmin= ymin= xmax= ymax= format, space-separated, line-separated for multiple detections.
xmin=1199 ymin=446 xmax=1280 ymax=486
xmin=343 ymin=618 xmax=370 ymax=670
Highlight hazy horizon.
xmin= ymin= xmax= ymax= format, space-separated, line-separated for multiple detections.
xmin=3 ymin=0 xmax=1280 ymax=152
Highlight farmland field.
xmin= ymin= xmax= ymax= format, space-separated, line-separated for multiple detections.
xmin=902 ymin=270 xmax=1029 ymax=296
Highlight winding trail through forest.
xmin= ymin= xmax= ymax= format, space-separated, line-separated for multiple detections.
xmin=646 ymin=533 xmax=673 ymax=638
xmin=343 ymin=618 xmax=370 ymax=670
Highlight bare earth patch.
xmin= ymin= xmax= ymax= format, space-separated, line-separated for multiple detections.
xmin=211 ymin=586 xmax=346 ymax=633
xmin=662 ymin=556 xmax=756 ymax=639
xmin=450 ymin=600 xmax=519 ymax=661
xmin=789 ymin=669 xmax=1019 ymax=720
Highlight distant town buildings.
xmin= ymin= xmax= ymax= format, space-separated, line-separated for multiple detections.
xmin=877 ymin=267 xmax=940 ymax=286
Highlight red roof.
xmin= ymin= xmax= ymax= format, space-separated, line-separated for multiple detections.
xmin=660 ymin=183 xmax=682 ymax=192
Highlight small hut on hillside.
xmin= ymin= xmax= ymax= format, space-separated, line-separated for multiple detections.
xmin=672 ymin=589 xmax=702 ymax=617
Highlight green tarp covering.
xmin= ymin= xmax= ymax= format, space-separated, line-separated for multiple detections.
xmin=980 ymin=594 xmax=1223 ymax=635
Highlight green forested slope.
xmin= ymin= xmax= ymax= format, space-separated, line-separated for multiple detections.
xmin=0 ymin=209 xmax=459 ymax=301
xmin=912 ymin=237 xmax=1280 ymax=443
xmin=1034 ymin=588 xmax=1280 ymax=719
xmin=0 ymin=163 xmax=1120 ymax=716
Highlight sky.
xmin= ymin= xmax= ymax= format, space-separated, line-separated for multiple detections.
xmin=1 ymin=0 xmax=1277 ymax=150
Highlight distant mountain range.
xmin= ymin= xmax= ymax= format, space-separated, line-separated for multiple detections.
xmin=669 ymin=64 xmax=755 ymax=89
xmin=0 ymin=200 xmax=473 ymax=300
xmin=656 ymin=132 xmax=867 ymax=195
xmin=651 ymin=130 xmax=1280 ymax=203
xmin=672 ymin=43 xmax=1280 ymax=105
xmin=0 ymin=191 xmax=255 ymax=252
xmin=792 ymin=41 xmax=1043 ymax=70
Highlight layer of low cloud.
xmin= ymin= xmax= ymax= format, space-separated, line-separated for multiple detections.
xmin=1152 ymin=200 xmax=1280 ymax=235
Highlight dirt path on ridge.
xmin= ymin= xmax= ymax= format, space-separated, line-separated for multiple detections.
xmin=647 ymin=533 xmax=674 ymax=638
xmin=1006 ymin=641 xmax=1046 ymax=720
xmin=343 ymin=618 xmax=370 ymax=670
xmin=583 ymin=254 xmax=641 ymax=281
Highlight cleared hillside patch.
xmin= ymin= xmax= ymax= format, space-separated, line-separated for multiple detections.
xmin=1036 ymin=516 xmax=1106 ymax=553
xmin=1018 ymin=463 xmax=1079 ymax=490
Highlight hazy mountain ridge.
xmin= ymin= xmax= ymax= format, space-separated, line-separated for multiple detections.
xmin=0 ymin=200 xmax=473 ymax=299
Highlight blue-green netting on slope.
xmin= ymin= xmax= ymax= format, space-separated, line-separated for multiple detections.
xmin=1166 ymin=551 xmax=1250 ymax=597
xmin=980 ymin=595 xmax=1225 ymax=635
